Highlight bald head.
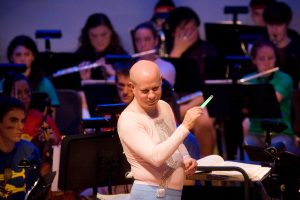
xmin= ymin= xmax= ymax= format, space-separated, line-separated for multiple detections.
xmin=129 ymin=60 xmax=162 ymax=112
xmin=130 ymin=60 xmax=161 ymax=85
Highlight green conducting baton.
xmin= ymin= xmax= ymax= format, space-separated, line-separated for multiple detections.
xmin=200 ymin=95 xmax=213 ymax=108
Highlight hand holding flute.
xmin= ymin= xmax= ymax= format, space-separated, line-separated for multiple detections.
xmin=79 ymin=57 xmax=115 ymax=80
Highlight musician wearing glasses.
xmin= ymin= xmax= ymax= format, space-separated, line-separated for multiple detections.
xmin=242 ymin=40 xmax=299 ymax=154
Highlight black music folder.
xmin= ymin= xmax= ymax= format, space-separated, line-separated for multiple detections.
xmin=58 ymin=133 xmax=132 ymax=191
xmin=203 ymin=83 xmax=281 ymax=119
xmin=163 ymin=57 xmax=203 ymax=94
xmin=81 ymin=80 xmax=120 ymax=117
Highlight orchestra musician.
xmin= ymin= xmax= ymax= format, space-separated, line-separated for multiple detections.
xmin=242 ymin=39 xmax=300 ymax=155
xmin=263 ymin=1 xmax=300 ymax=89
xmin=2 ymin=72 xmax=61 ymax=176
xmin=76 ymin=13 xmax=127 ymax=82
xmin=0 ymin=96 xmax=40 ymax=200
xmin=4 ymin=35 xmax=60 ymax=116
xmin=248 ymin=0 xmax=275 ymax=27
xmin=150 ymin=0 xmax=176 ymax=58
xmin=165 ymin=7 xmax=218 ymax=157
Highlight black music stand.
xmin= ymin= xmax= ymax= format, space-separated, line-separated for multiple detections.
xmin=264 ymin=151 xmax=300 ymax=199
xmin=162 ymin=57 xmax=203 ymax=95
xmin=203 ymin=83 xmax=281 ymax=160
xmin=243 ymin=147 xmax=300 ymax=199
xmin=96 ymin=103 xmax=127 ymax=116
xmin=185 ymin=166 xmax=251 ymax=200
xmin=205 ymin=23 xmax=267 ymax=57
xmin=96 ymin=103 xmax=126 ymax=123
xmin=25 ymin=171 xmax=56 ymax=200
xmin=58 ymin=133 xmax=132 ymax=198
xmin=81 ymin=80 xmax=120 ymax=117
xmin=204 ymin=55 xmax=255 ymax=81
xmin=0 ymin=63 xmax=26 ymax=78
xmin=35 ymin=29 xmax=62 ymax=51
xmin=80 ymin=103 xmax=127 ymax=135
xmin=36 ymin=52 xmax=93 ymax=90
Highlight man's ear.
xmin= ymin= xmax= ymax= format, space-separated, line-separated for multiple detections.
xmin=129 ymin=81 xmax=135 ymax=89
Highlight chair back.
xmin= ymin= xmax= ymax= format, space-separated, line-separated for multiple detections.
xmin=55 ymin=89 xmax=82 ymax=135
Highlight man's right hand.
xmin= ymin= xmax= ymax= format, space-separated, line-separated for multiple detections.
xmin=181 ymin=106 xmax=203 ymax=130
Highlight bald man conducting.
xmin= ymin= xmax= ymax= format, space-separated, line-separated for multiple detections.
xmin=117 ymin=60 xmax=202 ymax=199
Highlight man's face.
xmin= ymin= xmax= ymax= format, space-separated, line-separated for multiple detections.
xmin=116 ymin=74 xmax=134 ymax=104
xmin=175 ymin=20 xmax=199 ymax=38
xmin=88 ymin=25 xmax=112 ymax=53
xmin=132 ymin=75 xmax=162 ymax=111
xmin=0 ymin=109 xmax=25 ymax=144
xmin=251 ymin=7 xmax=265 ymax=27
xmin=266 ymin=23 xmax=288 ymax=47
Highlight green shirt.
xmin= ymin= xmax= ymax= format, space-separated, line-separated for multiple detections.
xmin=246 ymin=70 xmax=293 ymax=135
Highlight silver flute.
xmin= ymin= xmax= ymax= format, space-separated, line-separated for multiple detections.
xmin=52 ymin=49 xmax=157 ymax=78
xmin=238 ymin=67 xmax=279 ymax=83
xmin=205 ymin=67 xmax=279 ymax=85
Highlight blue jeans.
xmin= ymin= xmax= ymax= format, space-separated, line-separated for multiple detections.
xmin=130 ymin=183 xmax=182 ymax=200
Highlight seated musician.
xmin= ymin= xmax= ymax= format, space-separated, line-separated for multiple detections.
xmin=4 ymin=35 xmax=60 ymax=116
xmin=76 ymin=13 xmax=128 ymax=82
xmin=0 ymin=96 xmax=40 ymax=200
xmin=242 ymin=39 xmax=299 ymax=154
xmin=132 ymin=21 xmax=176 ymax=86
xmin=2 ymin=72 xmax=61 ymax=176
